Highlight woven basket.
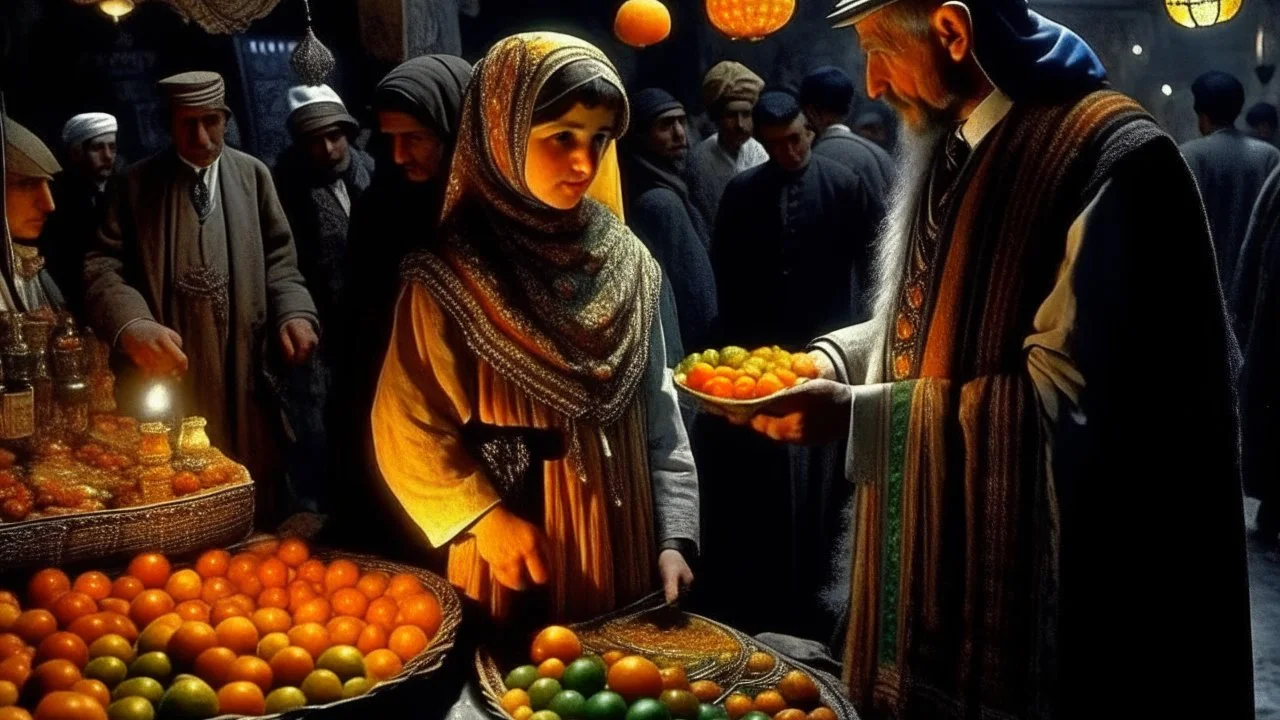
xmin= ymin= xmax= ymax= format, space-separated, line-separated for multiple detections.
xmin=475 ymin=592 xmax=859 ymax=720
xmin=0 ymin=481 xmax=254 ymax=571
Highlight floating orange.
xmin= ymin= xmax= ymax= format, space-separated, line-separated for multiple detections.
xmin=614 ymin=0 xmax=672 ymax=47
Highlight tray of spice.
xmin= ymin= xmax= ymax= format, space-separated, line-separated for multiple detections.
xmin=476 ymin=593 xmax=857 ymax=720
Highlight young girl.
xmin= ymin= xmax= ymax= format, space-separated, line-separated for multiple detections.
xmin=371 ymin=33 xmax=698 ymax=622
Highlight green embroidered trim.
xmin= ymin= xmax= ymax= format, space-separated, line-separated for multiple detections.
xmin=878 ymin=379 xmax=916 ymax=667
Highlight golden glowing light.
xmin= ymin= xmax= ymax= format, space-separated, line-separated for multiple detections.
xmin=144 ymin=383 xmax=171 ymax=416
xmin=98 ymin=0 xmax=135 ymax=19
xmin=1164 ymin=0 xmax=1242 ymax=28
xmin=615 ymin=0 xmax=672 ymax=48
xmin=706 ymin=0 xmax=795 ymax=40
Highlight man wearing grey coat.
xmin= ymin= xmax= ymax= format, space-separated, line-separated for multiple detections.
xmin=1181 ymin=71 xmax=1280 ymax=300
xmin=85 ymin=71 xmax=319 ymax=520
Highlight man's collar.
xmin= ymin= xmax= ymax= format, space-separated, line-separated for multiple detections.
xmin=176 ymin=151 xmax=221 ymax=173
xmin=960 ymin=89 xmax=1013 ymax=150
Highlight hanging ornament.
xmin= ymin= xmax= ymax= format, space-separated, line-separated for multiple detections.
xmin=98 ymin=0 xmax=136 ymax=19
xmin=615 ymin=0 xmax=672 ymax=48
xmin=1164 ymin=0 xmax=1242 ymax=28
xmin=706 ymin=0 xmax=795 ymax=40
xmin=290 ymin=0 xmax=334 ymax=86
xmin=1258 ymin=65 xmax=1276 ymax=85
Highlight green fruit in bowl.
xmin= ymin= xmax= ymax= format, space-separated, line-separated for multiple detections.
xmin=548 ymin=689 xmax=587 ymax=718
xmin=700 ymin=349 xmax=720 ymax=368
xmin=659 ymin=690 xmax=701 ymax=719
xmin=720 ymin=347 xmax=749 ymax=369
xmin=529 ymin=677 xmax=563 ymax=710
xmin=505 ymin=665 xmax=540 ymax=691
xmin=157 ymin=676 xmax=218 ymax=719
xmin=530 ymin=712 xmax=563 ymax=720
xmin=112 ymin=677 xmax=164 ymax=705
xmin=85 ymin=656 xmax=129 ymax=687
xmin=696 ymin=704 xmax=728 ymax=720
xmin=128 ymin=652 xmax=171 ymax=681
xmin=265 ymin=687 xmax=308 ymax=713
xmin=562 ymin=658 xmax=606 ymax=697
xmin=106 ymin=696 xmax=155 ymax=720
xmin=582 ymin=690 xmax=628 ymax=720
xmin=626 ymin=698 xmax=673 ymax=720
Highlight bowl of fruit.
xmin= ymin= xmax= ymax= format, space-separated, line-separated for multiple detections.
xmin=672 ymin=347 xmax=820 ymax=422
xmin=475 ymin=594 xmax=855 ymax=720
xmin=0 ymin=535 xmax=461 ymax=719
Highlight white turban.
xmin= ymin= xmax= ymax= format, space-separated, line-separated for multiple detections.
xmin=61 ymin=112 xmax=118 ymax=149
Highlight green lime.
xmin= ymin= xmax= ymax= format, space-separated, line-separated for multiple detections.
xmin=90 ymin=634 xmax=136 ymax=664
xmin=582 ymin=690 xmax=629 ymax=720
xmin=504 ymin=664 xmax=540 ymax=691
xmin=343 ymin=676 xmax=373 ymax=698
xmin=128 ymin=652 xmax=172 ymax=681
xmin=157 ymin=676 xmax=219 ymax=720
xmin=528 ymin=677 xmax=563 ymax=710
xmin=739 ymin=713 xmax=771 ymax=720
xmin=720 ymin=347 xmax=749 ymax=369
xmin=107 ymin=696 xmax=156 ymax=720
xmin=85 ymin=656 xmax=129 ymax=687
xmin=697 ymin=704 xmax=728 ymax=720
xmin=264 ymin=687 xmax=308 ymax=713
xmin=112 ymin=677 xmax=165 ymax=705
xmin=301 ymin=668 xmax=344 ymax=704
xmin=548 ymin=689 xmax=586 ymax=719
xmin=626 ymin=698 xmax=673 ymax=720
xmin=530 ymin=712 xmax=563 ymax=720
xmin=317 ymin=645 xmax=366 ymax=682
xmin=675 ymin=358 xmax=695 ymax=376
xmin=561 ymin=658 xmax=606 ymax=697
xmin=659 ymin=690 xmax=701 ymax=720
xmin=701 ymin=349 xmax=721 ymax=368
xmin=581 ymin=655 xmax=607 ymax=676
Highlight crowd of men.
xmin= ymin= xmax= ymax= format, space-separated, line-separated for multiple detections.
xmin=4 ymin=8 xmax=1280 ymax=711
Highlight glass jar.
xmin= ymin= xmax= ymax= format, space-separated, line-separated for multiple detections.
xmin=138 ymin=422 xmax=172 ymax=465
xmin=178 ymin=417 xmax=210 ymax=453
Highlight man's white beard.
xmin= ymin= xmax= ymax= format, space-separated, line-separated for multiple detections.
xmin=868 ymin=121 xmax=947 ymax=325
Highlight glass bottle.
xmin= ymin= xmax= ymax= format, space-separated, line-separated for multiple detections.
xmin=52 ymin=319 xmax=89 ymax=436
xmin=0 ymin=317 xmax=35 ymax=441
xmin=83 ymin=328 xmax=117 ymax=414
xmin=21 ymin=315 xmax=54 ymax=438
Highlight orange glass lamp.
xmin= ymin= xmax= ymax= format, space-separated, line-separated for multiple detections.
xmin=98 ymin=0 xmax=136 ymax=19
xmin=1164 ymin=0 xmax=1242 ymax=28
xmin=615 ymin=0 xmax=672 ymax=48
xmin=706 ymin=0 xmax=795 ymax=40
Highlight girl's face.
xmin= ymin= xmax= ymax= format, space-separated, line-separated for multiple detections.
xmin=524 ymin=103 xmax=618 ymax=210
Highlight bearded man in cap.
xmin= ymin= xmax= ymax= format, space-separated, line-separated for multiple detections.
xmin=684 ymin=61 xmax=769 ymax=229
xmin=3 ymin=116 xmax=67 ymax=312
xmin=272 ymin=84 xmax=375 ymax=514
xmin=85 ymin=71 xmax=320 ymax=518
xmin=743 ymin=0 xmax=1252 ymax=716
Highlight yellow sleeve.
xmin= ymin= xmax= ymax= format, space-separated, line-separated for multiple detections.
xmin=371 ymin=282 xmax=501 ymax=547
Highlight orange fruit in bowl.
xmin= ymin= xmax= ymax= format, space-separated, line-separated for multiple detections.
xmin=530 ymin=626 xmax=581 ymax=665
xmin=70 ymin=678 xmax=110 ymax=707
xmin=127 ymin=553 xmax=171 ymax=590
xmin=64 ymin=614 xmax=110 ymax=646
xmin=808 ymin=707 xmax=838 ymax=720
xmin=732 ymin=376 xmax=757 ymax=399
xmin=226 ymin=654 xmax=273 ymax=693
xmin=227 ymin=553 xmax=260 ymax=584
xmin=128 ymin=590 xmax=174 ymax=629
xmin=778 ymin=669 xmax=821 ymax=708
xmin=35 ymin=632 xmax=88 ymax=667
xmin=330 ymin=588 xmax=368 ymax=619
xmin=685 ymin=362 xmax=716 ymax=391
xmin=96 ymin=599 xmax=129 ymax=618
xmin=294 ymin=598 xmax=332 ymax=625
xmin=71 ymin=573 xmax=111 ymax=603
xmin=724 ymin=693 xmax=754 ymax=719
xmin=257 ymin=587 xmax=289 ymax=610
xmin=326 ymin=616 xmax=366 ymax=647
xmin=324 ymin=561 xmax=361 ymax=594
xmin=51 ymin=593 xmax=96 ymax=628
xmin=0 ymin=709 xmax=29 ymax=720
xmin=0 ymin=656 xmax=29 ymax=688
xmin=164 ymin=570 xmax=203 ymax=603
xmin=776 ymin=368 xmax=799 ymax=388
xmin=0 ymin=592 xmax=16 ymax=608
xmin=27 ymin=570 xmax=70 ymax=610
xmin=537 ymin=658 xmax=564 ymax=679
xmin=746 ymin=651 xmax=776 ymax=674
xmin=387 ymin=625 xmax=427 ymax=662
xmin=690 ymin=680 xmax=722 ymax=702
xmin=296 ymin=560 xmax=326 ymax=585
xmin=659 ymin=665 xmax=689 ymax=690
xmin=0 ymin=634 xmax=26 ymax=659
xmin=13 ymin=610 xmax=56 ymax=646
xmin=251 ymin=608 xmax=291 ymax=636
xmin=386 ymin=574 xmax=424 ymax=602
xmin=601 ymin=650 xmax=624 ymax=666
xmin=276 ymin=538 xmax=311 ymax=568
xmin=256 ymin=632 xmax=290 ymax=661
xmin=226 ymin=594 xmax=257 ymax=616
xmin=364 ymin=648 xmax=402 ymax=681
xmin=395 ymin=593 xmax=441 ymax=638
xmin=791 ymin=353 xmax=819 ymax=379
xmin=32 ymin=690 xmax=104 ymax=720
xmin=209 ymin=599 xmax=246 ymax=626
xmin=29 ymin=659 xmax=80 ymax=695
xmin=167 ymin=621 xmax=217 ymax=667
xmin=215 ymin=617 xmax=259 ymax=656
xmin=775 ymin=710 xmax=807 ymax=720
xmin=109 ymin=577 xmax=142 ymax=603
xmin=268 ymin=645 xmax=314 ymax=688
xmin=218 ymin=680 xmax=267 ymax=715
xmin=606 ymin=655 xmax=663 ymax=703
xmin=500 ymin=687 xmax=531 ymax=715
xmin=753 ymin=690 xmax=787 ymax=715
xmin=356 ymin=572 xmax=389 ymax=601
xmin=247 ymin=538 xmax=281 ymax=557
xmin=703 ymin=376 xmax=735 ymax=398
xmin=200 ymin=577 xmax=233 ymax=606
xmin=173 ymin=600 xmax=211 ymax=624
xmin=193 ymin=646 xmax=236 ymax=687
xmin=195 ymin=549 xmax=230 ymax=578
xmin=356 ymin=624 xmax=387 ymax=655
xmin=257 ymin=558 xmax=288 ymax=590
xmin=0 ymin=680 xmax=15 ymax=707
xmin=364 ymin=598 xmax=398 ymax=633
xmin=754 ymin=373 xmax=785 ymax=398
xmin=0 ymin=605 xmax=17 ymax=634
xmin=99 ymin=614 xmax=137 ymax=644
xmin=288 ymin=623 xmax=331 ymax=659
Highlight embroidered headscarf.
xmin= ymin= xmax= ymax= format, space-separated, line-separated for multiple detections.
xmin=403 ymin=32 xmax=661 ymax=427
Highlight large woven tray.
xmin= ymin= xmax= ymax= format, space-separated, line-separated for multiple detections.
xmin=203 ymin=536 xmax=464 ymax=719
xmin=476 ymin=592 xmax=858 ymax=720
xmin=0 ymin=480 xmax=254 ymax=571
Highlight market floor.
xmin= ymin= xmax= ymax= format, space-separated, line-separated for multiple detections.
xmin=1248 ymin=498 xmax=1280 ymax=718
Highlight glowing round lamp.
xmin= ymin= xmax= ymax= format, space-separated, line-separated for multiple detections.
xmin=98 ymin=0 xmax=136 ymax=19
xmin=615 ymin=0 xmax=672 ymax=48
xmin=1164 ymin=0 xmax=1242 ymax=28
xmin=706 ymin=0 xmax=795 ymax=41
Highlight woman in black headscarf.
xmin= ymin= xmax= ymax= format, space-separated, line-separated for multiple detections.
xmin=327 ymin=54 xmax=474 ymax=558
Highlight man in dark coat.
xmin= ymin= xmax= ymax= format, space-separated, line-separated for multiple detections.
xmin=84 ymin=71 xmax=320 ymax=522
xmin=746 ymin=0 xmax=1253 ymax=716
xmin=41 ymin=112 xmax=118 ymax=315
xmin=623 ymin=88 xmax=717 ymax=352
xmin=1181 ymin=71 xmax=1279 ymax=299
xmin=3 ymin=116 xmax=67 ymax=312
xmin=1247 ymin=102 xmax=1278 ymax=147
xmin=273 ymin=84 xmax=375 ymax=514
xmin=800 ymin=66 xmax=895 ymax=201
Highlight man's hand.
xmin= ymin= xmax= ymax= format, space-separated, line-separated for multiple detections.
xmin=119 ymin=320 xmax=188 ymax=376
xmin=470 ymin=506 xmax=551 ymax=591
xmin=658 ymin=549 xmax=694 ymax=604
xmin=279 ymin=319 xmax=319 ymax=366
xmin=741 ymin=378 xmax=853 ymax=445
xmin=809 ymin=350 xmax=837 ymax=380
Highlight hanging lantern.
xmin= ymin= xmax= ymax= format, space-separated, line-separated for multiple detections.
xmin=706 ymin=0 xmax=795 ymax=40
xmin=615 ymin=0 xmax=672 ymax=48
xmin=1164 ymin=0 xmax=1242 ymax=28
xmin=290 ymin=0 xmax=335 ymax=86
xmin=98 ymin=0 xmax=136 ymax=19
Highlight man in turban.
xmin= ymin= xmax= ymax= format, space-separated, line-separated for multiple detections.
xmin=800 ymin=66 xmax=894 ymax=200
xmin=744 ymin=0 xmax=1252 ymax=716
xmin=84 ymin=71 xmax=320 ymax=522
xmin=684 ymin=61 xmax=768 ymax=229
xmin=39 ymin=112 xmax=119 ymax=315
xmin=3 ymin=116 xmax=66 ymax=313
xmin=272 ymin=84 xmax=376 ymax=515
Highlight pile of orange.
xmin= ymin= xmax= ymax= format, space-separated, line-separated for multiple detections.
xmin=0 ymin=538 xmax=443 ymax=719
xmin=674 ymin=346 xmax=819 ymax=401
